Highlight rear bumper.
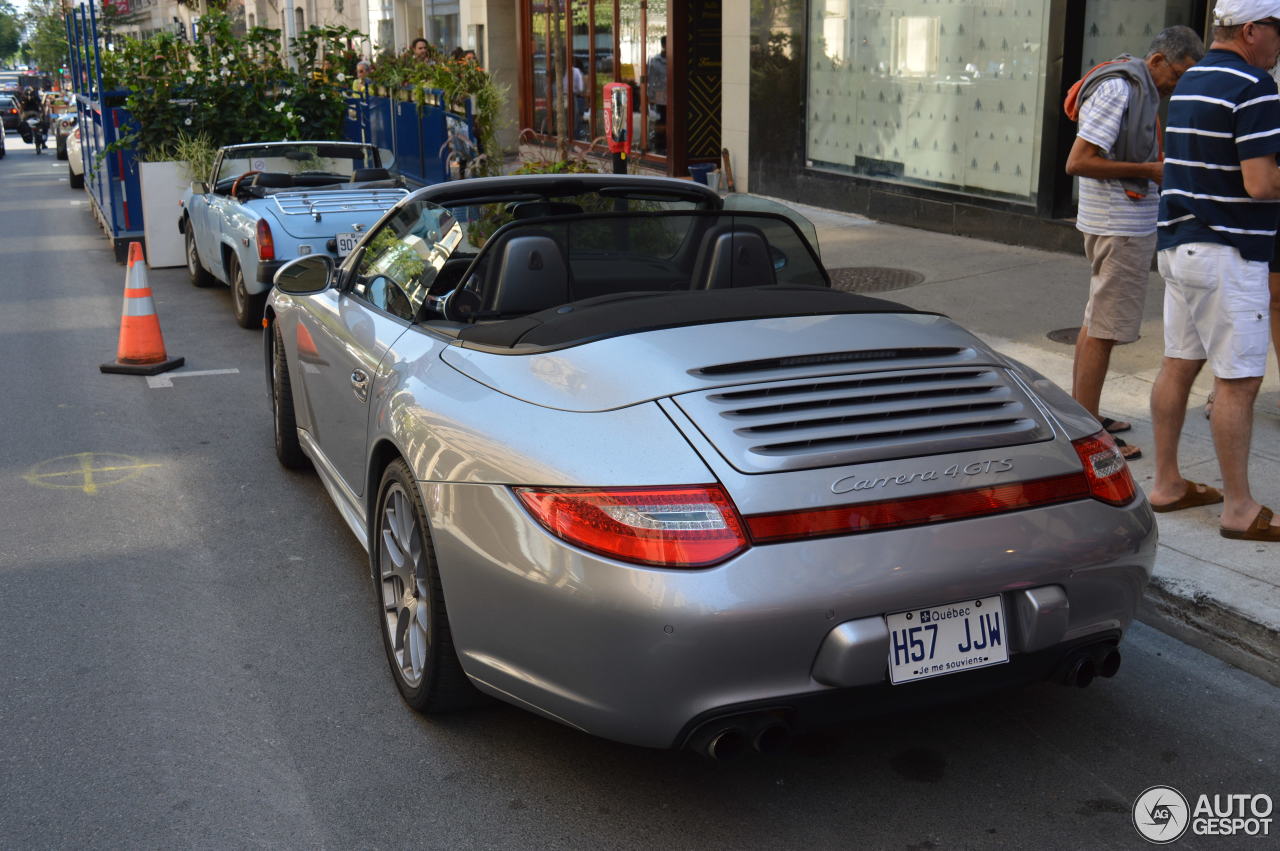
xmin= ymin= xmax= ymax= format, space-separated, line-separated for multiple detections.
xmin=257 ymin=260 xmax=284 ymax=284
xmin=429 ymin=483 xmax=1157 ymax=749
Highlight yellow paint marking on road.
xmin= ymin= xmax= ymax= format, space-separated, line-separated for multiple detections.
xmin=23 ymin=453 xmax=161 ymax=494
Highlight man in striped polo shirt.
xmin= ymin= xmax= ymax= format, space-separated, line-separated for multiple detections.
xmin=1066 ymin=26 xmax=1204 ymax=462
xmin=1152 ymin=0 xmax=1280 ymax=542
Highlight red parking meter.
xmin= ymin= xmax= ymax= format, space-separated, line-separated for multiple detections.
xmin=602 ymin=82 xmax=631 ymax=173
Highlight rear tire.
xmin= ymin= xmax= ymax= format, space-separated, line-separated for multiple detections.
xmin=270 ymin=322 xmax=309 ymax=470
xmin=68 ymin=163 xmax=83 ymax=188
xmin=185 ymin=225 xmax=216 ymax=287
xmin=230 ymin=257 xmax=266 ymax=329
xmin=373 ymin=460 xmax=476 ymax=714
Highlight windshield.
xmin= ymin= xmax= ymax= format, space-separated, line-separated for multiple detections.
xmin=216 ymin=143 xmax=381 ymax=184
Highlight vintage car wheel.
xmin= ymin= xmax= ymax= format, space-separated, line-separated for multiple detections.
xmin=230 ymin=258 xmax=266 ymax=329
xmin=270 ymin=322 xmax=309 ymax=470
xmin=373 ymin=460 xmax=474 ymax=713
xmin=185 ymin=226 xmax=216 ymax=288
xmin=67 ymin=163 xmax=82 ymax=188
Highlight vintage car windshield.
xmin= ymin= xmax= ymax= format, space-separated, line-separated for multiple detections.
xmin=216 ymin=143 xmax=381 ymax=184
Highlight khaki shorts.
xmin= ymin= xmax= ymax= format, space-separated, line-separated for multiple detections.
xmin=1081 ymin=232 xmax=1157 ymax=343
xmin=1156 ymin=242 xmax=1271 ymax=379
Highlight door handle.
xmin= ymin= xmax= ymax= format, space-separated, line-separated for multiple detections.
xmin=351 ymin=368 xmax=369 ymax=402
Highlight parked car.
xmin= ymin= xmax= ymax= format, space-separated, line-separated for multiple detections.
xmin=263 ymin=174 xmax=1155 ymax=755
xmin=0 ymin=94 xmax=19 ymax=132
xmin=42 ymin=93 xmax=76 ymax=159
xmin=180 ymin=140 xmax=408 ymax=328
xmin=66 ymin=122 xmax=83 ymax=188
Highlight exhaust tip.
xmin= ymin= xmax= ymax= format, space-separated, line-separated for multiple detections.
xmin=1072 ymin=656 xmax=1097 ymax=688
xmin=752 ymin=723 xmax=791 ymax=754
xmin=1098 ymin=647 xmax=1121 ymax=678
xmin=703 ymin=727 xmax=749 ymax=761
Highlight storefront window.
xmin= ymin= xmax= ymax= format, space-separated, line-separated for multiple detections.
xmin=1081 ymin=0 xmax=1197 ymax=71
xmin=526 ymin=0 xmax=666 ymax=158
xmin=807 ymin=0 xmax=1052 ymax=202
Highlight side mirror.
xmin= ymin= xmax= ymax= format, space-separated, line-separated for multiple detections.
xmin=273 ymin=254 xmax=334 ymax=295
xmin=192 ymin=180 xmax=209 ymax=195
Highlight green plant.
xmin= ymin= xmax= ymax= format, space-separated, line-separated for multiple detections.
xmin=366 ymin=50 xmax=507 ymax=177
xmin=107 ymin=11 xmax=351 ymax=161
xmin=167 ymin=130 xmax=218 ymax=183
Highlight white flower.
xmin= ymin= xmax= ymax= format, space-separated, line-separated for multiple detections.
xmin=335 ymin=72 xmax=346 ymax=82
xmin=220 ymin=67 xmax=230 ymax=77
xmin=184 ymin=117 xmax=192 ymax=125
xmin=274 ymin=102 xmax=285 ymax=112
xmin=283 ymin=87 xmax=293 ymax=95
xmin=286 ymin=111 xmax=294 ymax=120
xmin=298 ymin=115 xmax=305 ymax=122
xmin=185 ymin=75 xmax=194 ymax=84
xmin=220 ymin=55 xmax=229 ymax=65
xmin=207 ymin=74 xmax=217 ymax=82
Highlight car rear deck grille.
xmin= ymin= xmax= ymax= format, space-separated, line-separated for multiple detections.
xmin=272 ymin=188 xmax=407 ymax=216
xmin=692 ymin=347 xmax=967 ymax=377
xmin=673 ymin=366 xmax=1052 ymax=473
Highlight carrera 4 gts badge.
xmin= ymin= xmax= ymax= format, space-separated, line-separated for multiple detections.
xmin=831 ymin=459 xmax=1015 ymax=495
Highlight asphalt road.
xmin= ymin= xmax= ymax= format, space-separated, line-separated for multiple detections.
xmin=0 ymin=136 xmax=1276 ymax=850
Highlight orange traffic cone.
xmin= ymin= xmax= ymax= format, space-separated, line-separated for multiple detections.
xmin=100 ymin=242 xmax=184 ymax=376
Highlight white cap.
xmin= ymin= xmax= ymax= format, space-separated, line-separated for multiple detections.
xmin=1214 ymin=0 xmax=1280 ymax=25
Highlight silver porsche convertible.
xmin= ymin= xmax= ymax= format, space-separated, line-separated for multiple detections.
xmin=264 ymin=174 xmax=1156 ymax=756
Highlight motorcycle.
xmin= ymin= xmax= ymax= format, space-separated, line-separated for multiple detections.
xmin=26 ymin=117 xmax=47 ymax=155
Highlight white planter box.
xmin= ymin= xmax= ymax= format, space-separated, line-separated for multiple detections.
xmin=139 ymin=160 xmax=188 ymax=268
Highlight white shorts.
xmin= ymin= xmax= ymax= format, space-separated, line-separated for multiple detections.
xmin=1156 ymin=242 xmax=1271 ymax=379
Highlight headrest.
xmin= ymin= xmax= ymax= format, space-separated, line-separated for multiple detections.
xmin=487 ymin=234 xmax=570 ymax=315
xmin=351 ymin=167 xmax=392 ymax=182
xmin=252 ymin=172 xmax=294 ymax=188
xmin=509 ymin=201 xmax=584 ymax=220
xmin=695 ymin=225 xmax=778 ymax=289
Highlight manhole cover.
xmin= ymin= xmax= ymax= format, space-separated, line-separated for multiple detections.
xmin=828 ymin=266 xmax=926 ymax=294
xmin=1047 ymin=327 xmax=1082 ymax=344
xmin=1047 ymin=326 xmax=1135 ymax=345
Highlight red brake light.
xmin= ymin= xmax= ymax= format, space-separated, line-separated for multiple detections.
xmin=257 ymin=219 xmax=275 ymax=262
xmin=1071 ymin=430 xmax=1137 ymax=506
xmin=514 ymin=485 xmax=749 ymax=567
xmin=746 ymin=474 xmax=1091 ymax=543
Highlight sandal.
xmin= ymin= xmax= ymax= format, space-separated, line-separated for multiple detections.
xmin=1114 ymin=437 xmax=1142 ymax=461
xmin=1150 ymin=479 xmax=1223 ymax=513
xmin=1203 ymin=391 xmax=1215 ymax=420
xmin=1099 ymin=416 xmax=1132 ymax=434
xmin=1220 ymin=506 xmax=1280 ymax=541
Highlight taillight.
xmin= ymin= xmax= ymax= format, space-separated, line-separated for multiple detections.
xmin=257 ymin=219 xmax=275 ymax=261
xmin=746 ymin=474 xmax=1091 ymax=543
xmin=1071 ymin=430 xmax=1137 ymax=506
xmin=514 ymin=484 xmax=749 ymax=568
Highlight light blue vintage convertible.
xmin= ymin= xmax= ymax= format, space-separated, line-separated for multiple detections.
xmin=179 ymin=140 xmax=409 ymax=328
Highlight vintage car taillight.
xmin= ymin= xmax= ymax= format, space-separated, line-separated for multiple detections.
xmin=1071 ymin=431 xmax=1137 ymax=506
xmin=257 ymin=219 xmax=275 ymax=262
xmin=514 ymin=484 xmax=749 ymax=568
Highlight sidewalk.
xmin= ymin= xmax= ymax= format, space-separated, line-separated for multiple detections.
xmin=782 ymin=198 xmax=1280 ymax=685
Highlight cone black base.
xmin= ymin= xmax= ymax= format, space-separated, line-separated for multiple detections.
xmin=100 ymin=356 xmax=185 ymax=376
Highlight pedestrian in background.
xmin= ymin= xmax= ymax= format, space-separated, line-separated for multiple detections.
xmin=1149 ymin=0 xmax=1280 ymax=542
xmin=1065 ymin=25 xmax=1205 ymax=462
xmin=353 ymin=59 xmax=373 ymax=94
xmin=646 ymin=36 xmax=667 ymax=154
xmin=411 ymin=38 xmax=431 ymax=62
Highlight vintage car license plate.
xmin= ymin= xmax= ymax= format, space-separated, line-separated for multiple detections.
xmin=335 ymin=232 xmax=360 ymax=256
xmin=886 ymin=595 xmax=1008 ymax=684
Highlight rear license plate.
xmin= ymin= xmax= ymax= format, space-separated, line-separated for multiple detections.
xmin=335 ymin=232 xmax=360 ymax=256
xmin=886 ymin=595 xmax=1008 ymax=684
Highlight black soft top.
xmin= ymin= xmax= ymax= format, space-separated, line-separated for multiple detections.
xmin=454 ymin=287 xmax=927 ymax=351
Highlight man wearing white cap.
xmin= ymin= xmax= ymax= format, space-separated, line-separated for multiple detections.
xmin=1151 ymin=0 xmax=1280 ymax=541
